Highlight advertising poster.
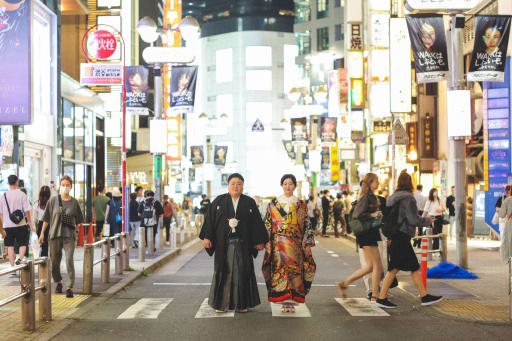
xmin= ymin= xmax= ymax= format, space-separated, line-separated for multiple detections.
xmin=80 ymin=63 xmax=123 ymax=86
xmin=321 ymin=147 xmax=330 ymax=170
xmin=406 ymin=15 xmax=449 ymax=83
xmin=188 ymin=168 xmax=195 ymax=182
xmin=291 ymin=117 xmax=308 ymax=142
xmin=320 ymin=117 xmax=337 ymax=143
xmin=0 ymin=0 xmax=31 ymax=125
xmin=468 ymin=15 xmax=511 ymax=82
xmin=125 ymin=66 xmax=149 ymax=115
xmin=221 ymin=174 xmax=229 ymax=186
xmin=330 ymin=143 xmax=340 ymax=182
xmin=190 ymin=145 xmax=204 ymax=166
xmin=170 ymin=65 xmax=198 ymax=113
xmin=282 ymin=140 xmax=296 ymax=160
xmin=214 ymin=145 xmax=228 ymax=167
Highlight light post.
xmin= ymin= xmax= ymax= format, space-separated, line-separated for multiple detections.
xmin=199 ymin=113 xmax=227 ymax=198
xmin=137 ymin=16 xmax=200 ymax=201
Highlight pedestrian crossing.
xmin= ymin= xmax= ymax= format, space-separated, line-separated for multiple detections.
xmin=114 ymin=297 xmax=389 ymax=319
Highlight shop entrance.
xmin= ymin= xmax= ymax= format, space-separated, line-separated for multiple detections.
xmin=22 ymin=143 xmax=52 ymax=203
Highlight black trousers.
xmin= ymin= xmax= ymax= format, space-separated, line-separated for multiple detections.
xmin=345 ymin=214 xmax=352 ymax=234
xmin=95 ymin=220 xmax=104 ymax=239
xmin=432 ymin=216 xmax=443 ymax=250
xmin=322 ymin=211 xmax=329 ymax=235
xmin=413 ymin=211 xmax=424 ymax=247
xmin=333 ymin=215 xmax=345 ymax=236
xmin=36 ymin=221 xmax=49 ymax=257
xmin=163 ymin=217 xmax=171 ymax=241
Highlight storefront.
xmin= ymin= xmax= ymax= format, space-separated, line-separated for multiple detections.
xmin=127 ymin=153 xmax=154 ymax=191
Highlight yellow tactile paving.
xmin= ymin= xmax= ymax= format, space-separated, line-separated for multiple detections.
xmin=436 ymin=299 xmax=510 ymax=321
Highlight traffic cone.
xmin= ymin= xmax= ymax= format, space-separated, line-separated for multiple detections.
xmin=86 ymin=222 xmax=94 ymax=244
xmin=77 ymin=223 xmax=84 ymax=246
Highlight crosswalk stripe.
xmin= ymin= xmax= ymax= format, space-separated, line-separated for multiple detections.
xmin=195 ymin=298 xmax=235 ymax=318
xmin=331 ymin=254 xmax=340 ymax=257
xmin=270 ymin=302 xmax=312 ymax=317
xmin=334 ymin=298 xmax=390 ymax=316
xmin=117 ymin=298 xmax=173 ymax=319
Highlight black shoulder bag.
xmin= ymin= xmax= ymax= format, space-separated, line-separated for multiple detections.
xmin=4 ymin=193 xmax=25 ymax=224
xmin=58 ymin=195 xmax=76 ymax=228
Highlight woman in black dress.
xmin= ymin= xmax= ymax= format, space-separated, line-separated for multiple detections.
xmin=337 ymin=173 xmax=383 ymax=301
xmin=376 ymin=171 xmax=443 ymax=309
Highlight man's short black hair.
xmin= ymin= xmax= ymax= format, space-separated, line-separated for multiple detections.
xmin=163 ymin=195 xmax=169 ymax=200
xmin=337 ymin=192 xmax=343 ymax=199
xmin=135 ymin=186 xmax=143 ymax=193
xmin=7 ymin=175 xmax=18 ymax=186
xmin=417 ymin=184 xmax=423 ymax=190
xmin=145 ymin=190 xmax=154 ymax=197
xmin=130 ymin=192 xmax=137 ymax=201
xmin=228 ymin=173 xmax=244 ymax=183
xmin=97 ymin=184 xmax=105 ymax=195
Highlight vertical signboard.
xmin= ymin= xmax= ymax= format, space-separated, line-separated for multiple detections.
xmin=0 ymin=0 xmax=32 ymax=125
xmin=331 ymin=141 xmax=340 ymax=182
xmin=406 ymin=122 xmax=418 ymax=161
xmin=390 ymin=18 xmax=412 ymax=113
xmin=422 ymin=115 xmax=435 ymax=158
xmin=164 ymin=0 xmax=182 ymax=161
xmin=483 ymin=58 xmax=511 ymax=234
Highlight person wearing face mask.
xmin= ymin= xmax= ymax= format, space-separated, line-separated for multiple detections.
xmin=39 ymin=175 xmax=84 ymax=298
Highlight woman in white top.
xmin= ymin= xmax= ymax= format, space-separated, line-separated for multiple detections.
xmin=422 ymin=188 xmax=445 ymax=251
xmin=34 ymin=186 xmax=52 ymax=257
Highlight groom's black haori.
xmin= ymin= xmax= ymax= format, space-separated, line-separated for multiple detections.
xmin=199 ymin=192 xmax=268 ymax=311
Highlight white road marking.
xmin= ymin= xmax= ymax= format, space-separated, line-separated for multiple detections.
xmin=153 ymin=283 xmax=356 ymax=287
xmin=327 ymin=250 xmax=334 ymax=254
xmin=117 ymin=298 xmax=173 ymax=319
xmin=270 ymin=302 xmax=311 ymax=317
xmin=343 ymin=262 xmax=348 ymax=266
xmin=331 ymin=254 xmax=340 ymax=257
xmin=335 ymin=298 xmax=389 ymax=317
xmin=195 ymin=298 xmax=235 ymax=318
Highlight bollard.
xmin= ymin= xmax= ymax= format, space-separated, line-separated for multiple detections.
xmin=123 ymin=232 xmax=130 ymax=271
xmin=101 ymin=239 xmax=110 ymax=283
xmin=421 ymin=237 xmax=428 ymax=290
xmin=86 ymin=223 xmax=94 ymax=244
xmin=148 ymin=226 xmax=155 ymax=256
xmin=39 ymin=257 xmax=52 ymax=322
xmin=425 ymin=227 xmax=433 ymax=261
xmin=171 ymin=222 xmax=177 ymax=249
xmin=21 ymin=260 xmax=35 ymax=331
xmin=77 ymin=223 xmax=84 ymax=246
xmin=83 ymin=245 xmax=94 ymax=294
xmin=115 ymin=235 xmax=123 ymax=275
xmin=139 ymin=226 xmax=146 ymax=262
xmin=441 ymin=233 xmax=448 ymax=262
xmin=180 ymin=226 xmax=185 ymax=247
xmin=159 ymin=224 xmax=165 ymax=249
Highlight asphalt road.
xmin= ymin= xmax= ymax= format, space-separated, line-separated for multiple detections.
xmin=53 ymin=237 xmax=511 ymax=341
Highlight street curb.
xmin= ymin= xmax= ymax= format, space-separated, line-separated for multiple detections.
xmin=35 ymin=239 xmax=200 ymax=341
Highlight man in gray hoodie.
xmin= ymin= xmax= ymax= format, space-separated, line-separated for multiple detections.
xmin=375 ymin=171 xmax=443 ymax=309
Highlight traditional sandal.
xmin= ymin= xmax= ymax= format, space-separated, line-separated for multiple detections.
xmin=337 ymin=281 xmax=348 ymax=298
xmin=238 ymin=309 xmax=248 ymax=313
xmin=215 ymin=309 xmax=227 ymax=313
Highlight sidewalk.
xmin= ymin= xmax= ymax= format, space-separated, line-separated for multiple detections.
xmin=341 ymin=232 xmax=511 ymax=324
xmin=0 ymin=229 xmax=200 ymax=341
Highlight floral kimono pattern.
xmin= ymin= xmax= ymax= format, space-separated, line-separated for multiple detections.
xmin=262 ymin=198 xmax=316 ymax=303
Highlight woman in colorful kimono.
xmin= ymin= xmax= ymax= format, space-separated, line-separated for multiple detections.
xmin=262 ymin=174 xmax=316 ymax=313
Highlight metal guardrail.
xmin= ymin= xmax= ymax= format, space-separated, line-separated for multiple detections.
xmin=83 ymin=233 xmax=130 ymax=295
xmin=0 ymin=258 xmax=51 ymax=331
xmin=412 ymin=229 xmax=448 ymax=262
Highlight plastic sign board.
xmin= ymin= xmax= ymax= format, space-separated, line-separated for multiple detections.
xmin=86 ymin=29 xmax=117 ymax=60
xmin=142 ymin=47 xmax=195 ymax=64
xmin=80 ymin=63 xmax=123 ymax=86
xmin=447 ymin=90 xmax=471 ymax=137
xmin=390 ymin=18 xmax=412 ymax=113
xmin=405 ymin=0 xmax=480 ymax=11
xmin=388 ymin=120 xmax=409 ymax=145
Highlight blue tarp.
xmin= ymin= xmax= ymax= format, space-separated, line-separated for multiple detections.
xmin=427 ymin=262 xmax=479 ymax=279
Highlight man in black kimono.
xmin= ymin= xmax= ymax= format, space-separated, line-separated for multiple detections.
xmin=199 ymin=173 xmax=268 ymax=313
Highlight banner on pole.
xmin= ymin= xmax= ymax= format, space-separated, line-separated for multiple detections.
xmin=282 ymin=140 xmax=296 ymax=159
xmin=125 ymin=66 xmax=149 ymax=115
xmin=320 ymin=117 xmax=337 ymax=143
xmin=468 ymin=15 xmax=511 ymax=82
xmin=214 ymin=145 xmax=228 ymax=167
xmin=291 ymin=118 xmax=308 ymax=143
xmin=190 ymin=145 xmax=204 ymax=166
xmin=406 ymin=15 xmax=449 ymax=83
xmin=170 ymin=65 xmax=198 ymax=113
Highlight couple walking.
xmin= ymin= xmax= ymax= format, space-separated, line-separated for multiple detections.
xmin=199 ymin=173 xmax=316 ymax=313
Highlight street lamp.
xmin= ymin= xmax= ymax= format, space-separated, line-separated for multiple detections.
xmin=179 ymin=16 xmax=201 ymax=42
xmin=137 ymin=16 xmax=159 ymax=44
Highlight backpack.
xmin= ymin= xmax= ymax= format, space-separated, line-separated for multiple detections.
xmin=142 ymin=199 xmax=156 ymax=226
xmin=381 ymin=202 xmax=402 ymax=238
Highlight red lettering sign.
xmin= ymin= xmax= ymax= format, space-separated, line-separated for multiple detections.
xmin=86 ymin=30 xmax=117 ymax=60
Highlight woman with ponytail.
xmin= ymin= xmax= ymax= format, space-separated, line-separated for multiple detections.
xmin=337 ymin=173 xmax=383 ymax=301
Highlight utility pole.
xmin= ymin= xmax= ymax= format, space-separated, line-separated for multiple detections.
xmin=311 ymin=115 xmax=319 ymax=201
xmin=449 ymin=14 xmax=468 ymax=268
xmin=153 ymin=63 xmax=163 ymax=201
xmin=206 ymin=136 xmax=212 ymax=198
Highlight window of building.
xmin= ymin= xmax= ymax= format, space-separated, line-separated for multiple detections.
xmin=63 ymin=100 xmax=74 ymax=159
xmin=216 ymin=48 xmax=232 ymax=83
xmin=295 ymin=1 xmax=311 ymax=23
xmin=317 ymin=0 xmax=329 ymax=19
xmin=246 ymin=46 xmax=272 ymax=67
xmin=74 ymin=106 xmax=85 ymax=161
xmin=317 ymin=27 xmax=329 ymax=51
xmin=335 ymin=24 xmax=343 ymax=41
xmin=284 ymin=45 xmax=299 ymax=93
xmin=334 ymin=0 xmax=342 ymax=8
xmin=246 ymin=70 xmax=272 ymax=91
xmin=296 ymin=31 xmax=311 ymax=56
